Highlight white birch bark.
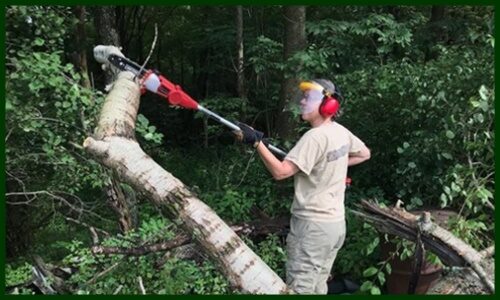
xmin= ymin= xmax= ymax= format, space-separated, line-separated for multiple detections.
xmin=84 ymin=55 xmax=290 ymax=294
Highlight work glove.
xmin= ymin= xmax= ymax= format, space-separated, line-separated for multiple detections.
xmin=235 ymin=121 xmax=264 ymax=148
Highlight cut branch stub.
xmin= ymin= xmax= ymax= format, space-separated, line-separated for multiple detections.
xmin=83 ymin=67 xmax=290 ymax=294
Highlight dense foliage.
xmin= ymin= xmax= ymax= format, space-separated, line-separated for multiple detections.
xmin=4 ymin=5 xmax=494 ymax=295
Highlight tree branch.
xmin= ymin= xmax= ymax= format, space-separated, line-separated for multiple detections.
xmin=84 ymin=48 xmax=290 ymax=294
xmin=353 ymin=200 xmax=494 ymax=294
xmin=91 ymin=219 xmax=289 ymax=256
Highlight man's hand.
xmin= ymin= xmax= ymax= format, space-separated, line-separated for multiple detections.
xmin=234 ymin=122 xmax=263 ymax=148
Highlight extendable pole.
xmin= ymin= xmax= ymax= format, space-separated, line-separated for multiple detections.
xmin=197 ymin=105 xmax=287 ymax=158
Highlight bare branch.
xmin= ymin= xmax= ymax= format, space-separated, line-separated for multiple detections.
xmin=6 ymin=190 xmax=110 ymax=223
xmin=86 ymin=261 xmax=122 ymax=285
xmin=91 ymin=219 xmax=289 ymax=256
xmin=113 ymin=285 xmax=123 ymax=295
xmin=92 ymin=234 xmax=190 ymax=256
xmin=64 ymin=216 xmax=110 ymax=237
xmin=138 ymin=276 xmax=146 ymax=294
xmin=136 ymin=23 xmax=158 ymax=79
xmin=5 ymin=128 xmax=13 ymax=142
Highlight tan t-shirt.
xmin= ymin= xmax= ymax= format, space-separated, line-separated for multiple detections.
xmin=285 ymin=122 xmax=366 ymax=222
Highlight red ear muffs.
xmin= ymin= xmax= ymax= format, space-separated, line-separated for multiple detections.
xmin=319 ymin=96 xmax=340 ymax=117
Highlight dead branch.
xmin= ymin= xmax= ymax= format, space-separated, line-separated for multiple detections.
xmin=64 ymin=216 xmax=110 ymax=237
xmin=352 ymin=200 xmax=494 ymax=294
xmin=92 ymin=234 xmax=191 ymax=256
xmin=480 ymin=245 xmax=494 ymax=259
xmin=137 ymin=23 xmax=158 ymax=78
xmin=85 ymin=261 xmax=122 ymax=285
xmin=33 ymin=255 xmax=70 ymax=294
xmin=91 ymin=218 xmax=289 ymax=256
xmin=138 ymin=276 xmax=146 ymax=294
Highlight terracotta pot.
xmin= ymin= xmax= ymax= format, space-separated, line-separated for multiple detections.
xmin=380 ymin=237 xmax=442 ymax=294
xmin=379 ymin=208 xmax=456 ymax=294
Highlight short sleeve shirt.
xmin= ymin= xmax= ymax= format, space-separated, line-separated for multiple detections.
xmin=285 ymin=122 xmax=366 ymax=222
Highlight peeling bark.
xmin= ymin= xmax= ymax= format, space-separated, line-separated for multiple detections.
xmin=105 ymin=173 xmax=137 ymax=233
xmin=84 ymin=61 xmax=290 ymax=294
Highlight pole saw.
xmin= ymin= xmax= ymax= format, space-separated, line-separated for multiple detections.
xmin=94 ymin=46 xmax=287 ymax=159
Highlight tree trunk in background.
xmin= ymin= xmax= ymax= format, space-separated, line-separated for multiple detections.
xmin=276 ymin=6 xmax=306 ymax=140
xmin=424 ymin=6 xmax=446 ymax=61
xmin=430 ymin=5 xmax=445 ymax=22
xmin=236 ymin=6 xmax=246 ymax=101
xmin=93 ymin=6 xmax=121 ymax=84
xmin=72 ymin=6 xmax=93 ymax=134
xmin=72 ymin=6 xmax=91 ymax=89
xmin=84 ymin=47 xmax=291 ymax=293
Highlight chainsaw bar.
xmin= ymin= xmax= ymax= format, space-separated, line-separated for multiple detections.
xmin=107 ymin=54 xmax=148 ymax=77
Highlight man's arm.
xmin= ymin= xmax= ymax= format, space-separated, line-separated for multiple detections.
xmin=255 ymin=142 xmax=299 ymax=180
xmin=348 ymin=144 xmax=371 ymax=166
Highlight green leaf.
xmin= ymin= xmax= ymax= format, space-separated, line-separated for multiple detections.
xmin=445 ymin=130 xmax=455 ymax=139
xmin=474 ymin=113 xmax=484 ymax=123
xmin=451 ymin=182 xmax=461 ymax=193
xmin=444 ymin=186 xmax=451 ymax=195
xmin=408 ymin=162 xmax=416 ymax=169
xmin=371 ymin=286 xmax=381 ymax=295
xmin=33 ymin=37 xmax=45 ymax=46
xmin=411 ymin=197 xmax=423 ymax=206
xmin=479 ymin=100 xmax=489 ymax=112
xmin=377 ymin=271 xmax=386 ymax=285
xmin=440 ymin=193 xmax=448 ymax=207
xmin=360 ymin=281 xmax=373 ymax=292
xmin=479 ymin=85 xmax=489 ymax=101
xmin=6 ymin=99 xmax=13 ymax=110
xmin=363 ymin=267 xmax=378 ymax=277
xmin=365 ymin=237 xmax=379 ymax=255
xmin=478 ymin=187 xmax=493 ymax=200
xmin=385 ymin=263 xmax=392 ymax=274
xmin=441 ymin=152 xmax=452 ymax=160
xmin=137 ymin=114 xmax=149 ymax=126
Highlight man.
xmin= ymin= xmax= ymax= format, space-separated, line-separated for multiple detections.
xmin=236 ymin=79 xmax=370 ymax=294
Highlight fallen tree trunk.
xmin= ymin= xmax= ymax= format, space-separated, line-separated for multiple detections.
xmin=83 ymin=47 xmax=290 ymax=294
xmin=352 ymin=200 xmax=494 ymax=294
xmin=427 ymin=259 xmax=494 ymax=295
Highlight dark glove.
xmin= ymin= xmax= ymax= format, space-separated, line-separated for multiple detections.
xmin=235 ymin=122 xmax=263 ymax=148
